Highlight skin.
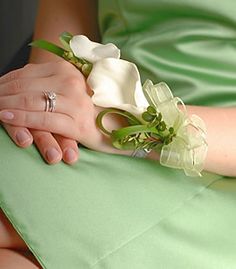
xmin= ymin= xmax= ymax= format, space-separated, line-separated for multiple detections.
xmin=0 ymin=61 xmax=130 ymax=154
xmin=4 ymin=0 xmax=100 ymax=166
xmin=0 ymin=0 xmax=100 ymax=268
xmin=1 ymin=0 xmax=236 ymax=267
xmin=0 ymin=209 xmax=42 ymax=268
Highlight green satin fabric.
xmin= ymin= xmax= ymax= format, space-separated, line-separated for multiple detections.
xmin=1 ymin=1 xmax=236 ymax=268
xmin=99 ymin=0 xmax=236 ymax=106
xmin=1 ymin=126 xmax=236 ymax=269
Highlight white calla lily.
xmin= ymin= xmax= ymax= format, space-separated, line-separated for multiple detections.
xmin=32 ymin=33 xmax=208 ymax=177
xmin=69 ymin=35 xmax=208 ymax=177
xmin=88 ymin=58 xmax=149 ymax=117
xmin=70 ymin=35 xmax=120 ymax=63
xmin=70 ymin=35 xmax=148 ymax=116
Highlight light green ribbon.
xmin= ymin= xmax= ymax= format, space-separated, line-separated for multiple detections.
xmin=143 ymin=80 xmax=208 ymax=177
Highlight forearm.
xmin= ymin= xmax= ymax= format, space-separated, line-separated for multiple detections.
xmin=30 ymin=0 xmax=100 ymax=63
xmin=186 ymin=106 xmax=236 ymax=176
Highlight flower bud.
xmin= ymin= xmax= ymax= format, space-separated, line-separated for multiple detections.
xmin=82 ymin=63 xmax=93 ymax=77
xmin=157 ymin=121 xmax=166 ymax=131
xmin=147 ymin=106 xmax=156 ymax=115
xmin=142 ymin=111 xmax=155 ymax=122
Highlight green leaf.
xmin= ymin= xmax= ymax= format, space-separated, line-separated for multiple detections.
xmin=111 ymin=124 xmax=158 ymax=150
xmin=112 ymin=125 xmax=157 ymax=142
xmin=112 ymin=138 xmax=136 ymax=150
xmin=30 ymin=40 xmax=66 ymax=58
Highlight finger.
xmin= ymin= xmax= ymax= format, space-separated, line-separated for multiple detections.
xmin=0 ymin=92 xmax=73 ymax=115
xmin=30 ymin=130 xmax=62 ymax=164
xmin=3 ymin=124 xmax=33 ymax=148
xmin=0 ymin=92 xmax=45 ymax=111
xmin=0 ymin=76 xmax=63 ymax=97
xmin=0 ymin=110 xmax=78 ymax=139
xmin=0 ymin=61 xmax=64 ymax=84
xmin=53 ymin=134 xmax=79 ymax=164
xmin=3 ymin=122 xmax=63 ymax=164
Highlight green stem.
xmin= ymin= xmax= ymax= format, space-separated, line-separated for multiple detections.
xmin=96 ymin=108 xmax=142 ymax=136
xmin=30 ymin=40 xmax=66 ymax=58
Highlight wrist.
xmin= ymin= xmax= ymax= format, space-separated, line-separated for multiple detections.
xmin=146 ymin=149 xmax=160 ymax=161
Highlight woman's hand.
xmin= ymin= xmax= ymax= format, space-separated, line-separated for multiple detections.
xmin=0 ymin=61 xmax=122 ymax=164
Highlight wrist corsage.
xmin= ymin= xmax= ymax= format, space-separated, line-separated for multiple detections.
xmin=31 ymin=32 xmax=208 ymax=177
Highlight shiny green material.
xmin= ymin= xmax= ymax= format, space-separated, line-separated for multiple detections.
xmin=1 ymin=0 xmax=236 ymax=268
xmin=99 ymin=0 xmax=236 ymax=107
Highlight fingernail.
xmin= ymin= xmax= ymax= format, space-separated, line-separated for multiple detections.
xmin=16 ymin=131 xmax=31 ymax=145
xmin=64 ymin=148 xmax=77 ymax=163
xmin=0 ymin=111 xmax=14 ymax=120
xmin=46 ymin=148 xmax=60 ymax=163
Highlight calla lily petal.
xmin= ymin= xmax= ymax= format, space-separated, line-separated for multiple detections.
xmin=88 ymin=58 xmax=148 ymax=116
xmin=70 ymin=35 xmax=120 ymax=63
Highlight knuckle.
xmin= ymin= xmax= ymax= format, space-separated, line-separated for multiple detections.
xmin=22 ymin=112 xmax=29 ymax=126
xmin=63 ymin=76 xmax=82 ymax=93
xmin=65 ymin=75 xmax=80 ymax=86
xmin=7 ymin=69 xmax=21 ymax=81
xmin=7 ymin=79 xmax=22 ymax=94
xmin=22 ymin=63 xmax=34 ymax=73
xmin=21 ymin=94 xmax=34 ymax=109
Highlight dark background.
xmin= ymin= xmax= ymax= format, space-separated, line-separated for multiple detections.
xmin=0 ymin=0 xmax=39 ymax=75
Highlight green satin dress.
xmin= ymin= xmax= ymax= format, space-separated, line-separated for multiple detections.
xmin=1 ymin=0 xmax=236 ymax=268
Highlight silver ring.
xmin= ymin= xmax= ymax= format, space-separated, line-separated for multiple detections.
xmin=43 ymin=91 xmax=57 ymax=112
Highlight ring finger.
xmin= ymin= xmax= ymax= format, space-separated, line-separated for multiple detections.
xmin=30 ymin=130 xmax=63 ymax=164
xmin=0 ymin=92 xmax=74 ymax=115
